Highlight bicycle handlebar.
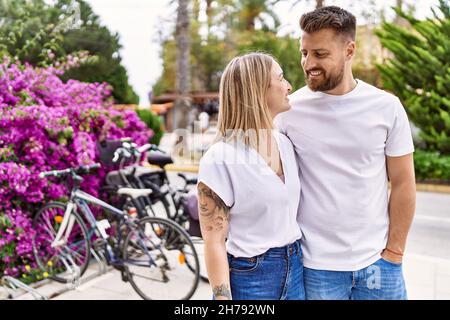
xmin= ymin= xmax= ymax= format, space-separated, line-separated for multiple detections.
xmin=112 ymin=141 xmax=165 ymax=164
xmin=39 ymin=163 xmax=101 ymax=179
xmin=177 ymin=173 xmax=198 ymax=185
xmin=140 ymin=144 xmax=166 ymax=154
xmin=112 ymin=147 xmax=133 ymax=163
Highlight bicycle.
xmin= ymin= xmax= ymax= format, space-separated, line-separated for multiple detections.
xmin=100 ymin=139 xmax=173 ymax=221
xmin=32 ymin=163 xmax=200 ymax=300
xmin=100 ymin=140 xmax=208 ymax=282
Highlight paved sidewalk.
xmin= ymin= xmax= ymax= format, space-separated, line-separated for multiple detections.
xmin=10 ymin=264 xmax=211 ymax=300
xmin=49 ymin=268 xmax=212 ymax=300
xmin=404 ymin=254 xmax=450 ymax=299
xmin=7 ymin=251 xmax=449 ymax=300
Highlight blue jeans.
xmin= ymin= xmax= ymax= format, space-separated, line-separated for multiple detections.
xmin=227 ymin=239 xmax=305 ymax=300
xmin=304 ymin=257 xmax=407 ymax=300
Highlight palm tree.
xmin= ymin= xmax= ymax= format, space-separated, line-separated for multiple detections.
xmin=236 ymin=0 xmax=281 ymax=31
xmin=174 ymin=0 xmax=191 ymax=130
xmin=206 ymin=0 xmax=214 ymax=35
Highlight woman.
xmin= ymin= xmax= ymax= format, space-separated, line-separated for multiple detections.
xmin=197 ymin=52 xmax=304 ymax=300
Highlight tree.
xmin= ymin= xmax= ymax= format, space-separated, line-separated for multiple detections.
xmin=173 ymin=0 xmax=192 ymax=130
xmin=55 ymin=0 xmax=138 ymax=104
xmin=152 ymin=39 xmax=177 ymax=96
xmin=235 ymin=0 xmax=281 ymax=32
xmin=153 ymin=0 xmax=303 ymax=95
xmin=0 ymin=0 xmax=65 ymax=65
xmin=393 ymin=0 xmax=416 ymax=26
xmin=0 ymin=0 xmax=138 ymax=104
xmin=153 ymin=0 xmax=232 ymax=95
xmin=237 ymin=30 xmax=305 ymax=91
xmin=206 ymin=0 xmax=214 ymax=35
xmin=375 ymin=0 xmax=450 ymax=154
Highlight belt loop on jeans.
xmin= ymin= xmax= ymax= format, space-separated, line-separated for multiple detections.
xmin=292 ymin=239 xmax=299 ymax=256
xmin=289 ymin=241 xmax=297 ymax=256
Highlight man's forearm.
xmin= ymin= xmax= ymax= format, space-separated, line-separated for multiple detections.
xmin=205 ymin=242 xmax=232 ymax=300
xmin=387 ymin=181 xmax=416 ymax=253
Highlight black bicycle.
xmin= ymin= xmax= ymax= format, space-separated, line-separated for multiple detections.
xmin=31 ymin=163 xmax=200 ymax=300
xmin=99 ymin=140 xmax=208 ymax=282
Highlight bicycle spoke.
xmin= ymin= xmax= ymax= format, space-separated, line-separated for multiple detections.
xmin=123 ymin=217 xmax=200 ymax=300
xmin=42 ymin=211 xmax=58 ymax=237
xmin=32 ymin=203 xmax=90 ymax=283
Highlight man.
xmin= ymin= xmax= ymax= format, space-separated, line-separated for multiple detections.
xmin=275 ymin=6 xmax=416 ymax=300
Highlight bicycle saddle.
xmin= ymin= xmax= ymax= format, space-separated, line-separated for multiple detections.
xmin=117 ymin=188 xmax=153 ymax=199
xmin=147 ymin=153 xmax=174 ymax=168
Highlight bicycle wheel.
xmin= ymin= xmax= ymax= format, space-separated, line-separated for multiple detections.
xmin=32 ymin=202 xmax=91 ymax=283
xmin=133 ymin=194 xmax=208 ymax=281
xmin=169 ymin=198 xmax=208 ymax=282
xmin=146 ymin=195 xmax=172 ymax=219
xmin=170 ymin=208 xmax=208 ymax=283
xmin=122 ymin=216 xmax=200 ymax=300
xmin=185 ymin=236 xmax=208 ymax=283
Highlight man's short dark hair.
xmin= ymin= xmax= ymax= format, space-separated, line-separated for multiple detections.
xmin=300 ymin=6 xmax=356 ymax=40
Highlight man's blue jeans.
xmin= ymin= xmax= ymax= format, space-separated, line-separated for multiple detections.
xmin=227 ymin=239 xmax=305 ymax=300
xmin=304 ymin=257 xmax=407 ymax=300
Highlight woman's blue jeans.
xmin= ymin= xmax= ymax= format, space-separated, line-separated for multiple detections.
xmin=227 ymin=239 xmax=305 ymax=300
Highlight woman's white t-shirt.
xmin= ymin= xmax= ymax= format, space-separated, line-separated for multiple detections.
xmin=197 ymin=130 xmax=302 ymax=258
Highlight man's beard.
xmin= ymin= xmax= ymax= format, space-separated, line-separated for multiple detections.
xmin=304 ymin=65 xmax=345 ymax=92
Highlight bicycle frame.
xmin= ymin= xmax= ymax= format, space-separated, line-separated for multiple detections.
xmin=52 ymin=185 xmax=162 ymax=269
xmin=51 ymin=188 xmax=125 ymax=249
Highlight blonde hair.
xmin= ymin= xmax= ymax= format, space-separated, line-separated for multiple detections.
xmin=216 ymin=52 xmax=275 ymax=149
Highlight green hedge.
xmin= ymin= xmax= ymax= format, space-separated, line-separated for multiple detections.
xmin=135 ymin=109 xmax=164 ymax=146
xmin=375 ymin=1 xmax=450 ymax=154
xmin=414 ymin=149 xmax=450 ymax=183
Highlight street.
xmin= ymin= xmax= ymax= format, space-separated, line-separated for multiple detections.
xmin=408 ymin=192 xmax=450 ymax=259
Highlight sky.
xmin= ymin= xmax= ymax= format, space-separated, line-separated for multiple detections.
xmin=85 ymin=0 xmax=440 ymax=106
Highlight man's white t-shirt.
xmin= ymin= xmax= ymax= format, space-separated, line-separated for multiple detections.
xmin=198 ymin=130 xmax=302 ymax=258
xmin=275 ymin=80 xmax=415 ymax=271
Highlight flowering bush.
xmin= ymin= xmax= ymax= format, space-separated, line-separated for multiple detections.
xmin=0 ymin=56 xmax=153 ymax=280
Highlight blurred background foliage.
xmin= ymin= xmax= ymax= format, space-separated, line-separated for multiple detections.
xmin=0 ymin=0 xmax=139 ymax=104
xmin=155 ymin=0 xmax=449 ymax=181
xmin=1 ymin=0 xmax=449 ymax=179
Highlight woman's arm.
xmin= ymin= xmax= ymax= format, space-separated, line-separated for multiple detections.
xmin=197 ymin=182 xmax=231 ymax=300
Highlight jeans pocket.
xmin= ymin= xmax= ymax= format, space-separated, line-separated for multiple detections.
xmin=229 ymin=256 xmax=261 ymax=273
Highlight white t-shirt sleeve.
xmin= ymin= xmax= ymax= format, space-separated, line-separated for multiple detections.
xmin=198 ymin=146 xmax=234 ymax=207
xmin=385 ymin=98 xmax=415 ymax=157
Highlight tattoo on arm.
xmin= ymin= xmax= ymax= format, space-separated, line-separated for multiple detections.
xmin=213 ymin=284 xmax=232 ymax=300
xmin=198 ymin=182 xmax=230 ymax=233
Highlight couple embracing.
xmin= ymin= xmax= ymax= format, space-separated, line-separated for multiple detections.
xmin=197 ymin=6 xmax=416 ymax=300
